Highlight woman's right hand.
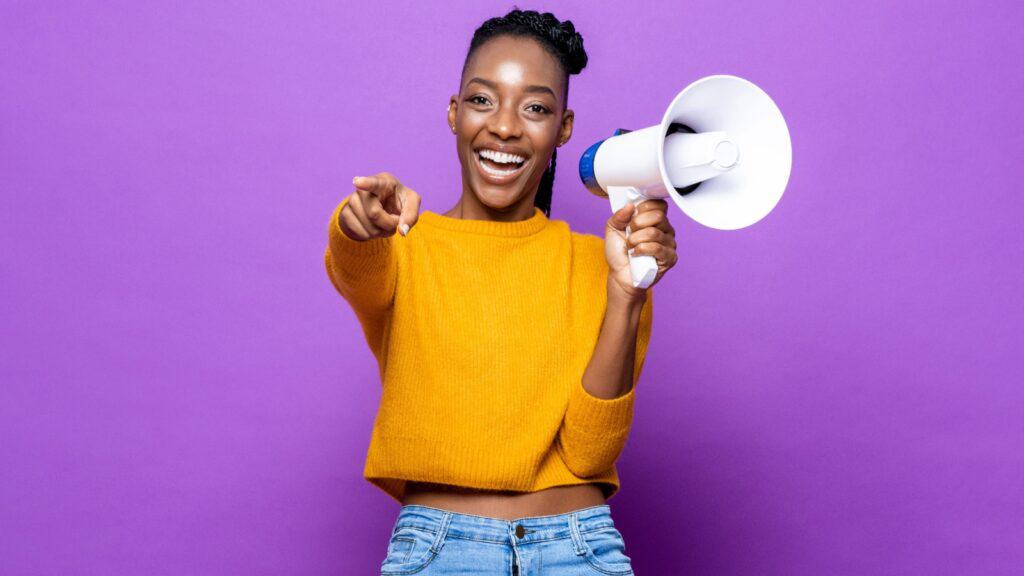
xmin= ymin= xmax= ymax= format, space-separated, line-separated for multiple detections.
xmin=340 ymin=172 xmax=422 ymax=241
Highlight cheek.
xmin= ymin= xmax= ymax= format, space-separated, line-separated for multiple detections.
xmin=526 ymin=122 xmax=559 ymax=148
xmin=458 ymin=110 xmax=488 ymax=127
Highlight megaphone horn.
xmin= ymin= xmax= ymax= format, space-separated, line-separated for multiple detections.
xmin=579 ymin=74 xmax=793 ymax=289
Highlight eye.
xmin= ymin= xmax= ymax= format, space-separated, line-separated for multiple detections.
xmin=468 ymin=95 xmax=490 ymax=105
xmin=527 ymin=104 xmax=550 ymax=114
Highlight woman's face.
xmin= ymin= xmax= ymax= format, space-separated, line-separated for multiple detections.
xmin=448 ymin=35 xmax=574 ymax=213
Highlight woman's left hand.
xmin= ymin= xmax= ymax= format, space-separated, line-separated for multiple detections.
xmin=605 ymin=199 xmax=678 ymax=302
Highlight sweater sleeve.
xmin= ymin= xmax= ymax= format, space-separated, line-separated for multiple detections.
xmin=556 ymin=286 xmax=653 ymax=478
xmin=324 ymin=194 xmax=399 ymax=355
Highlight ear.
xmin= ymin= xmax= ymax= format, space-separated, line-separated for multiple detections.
xmin=558 ymin=108 xmax=574 ymax=147
xmin=447 ymin=95 xmax=459 ymax=132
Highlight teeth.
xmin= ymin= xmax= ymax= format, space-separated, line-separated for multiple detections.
xmin=478 ymin=154 xmax=523 ymax=177
xmin=479 ymin=149 xmax=525 ymax=165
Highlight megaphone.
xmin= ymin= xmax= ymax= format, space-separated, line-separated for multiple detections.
xmin=579 ymin=74 xmax=792 ymax=289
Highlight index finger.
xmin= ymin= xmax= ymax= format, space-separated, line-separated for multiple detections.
xmin=353 ymin=175 xmax=399 ymax=198
xmin=352 ymin=175 xmax=384 ymax=194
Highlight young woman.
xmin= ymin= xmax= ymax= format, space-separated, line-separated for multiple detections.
xmin=325 ymin=8 xmax=677 ymax=575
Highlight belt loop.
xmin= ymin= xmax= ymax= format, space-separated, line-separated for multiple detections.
xmin=568 ymin=512 xmax=586 ymax=556
xmin=430 ymin=511 xmax=453 ymax=554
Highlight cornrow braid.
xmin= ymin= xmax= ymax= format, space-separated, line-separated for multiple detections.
xmin=462 ymin=7 xmax=588 ymax=217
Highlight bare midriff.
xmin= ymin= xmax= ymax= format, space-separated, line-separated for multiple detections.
xmin=402 ymin=481 xmax=607 ymax=521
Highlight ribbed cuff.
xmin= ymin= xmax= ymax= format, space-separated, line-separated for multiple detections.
xmin=564 ymin=378 xmax=636 ymax=435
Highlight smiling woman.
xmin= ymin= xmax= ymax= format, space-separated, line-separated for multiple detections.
xmin=325 ymin=8 xmax=666 ymax=575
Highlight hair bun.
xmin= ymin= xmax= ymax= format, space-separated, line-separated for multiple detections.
xmin=554 ymin=20 xmax=587 ymax=74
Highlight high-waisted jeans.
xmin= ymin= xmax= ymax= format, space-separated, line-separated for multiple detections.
xmin=379 ymin=504 xmax=634 ymax=575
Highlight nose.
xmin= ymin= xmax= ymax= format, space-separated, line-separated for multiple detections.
xmin=487 ymin=104 xmax=522 ymax=140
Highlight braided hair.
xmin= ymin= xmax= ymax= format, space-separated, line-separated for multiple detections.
xmin=461 ymin=8 xmax=588 ymax=217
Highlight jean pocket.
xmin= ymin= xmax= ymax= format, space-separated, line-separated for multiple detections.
xmin=380 ymin=525 xmax=439 ymax=575
xmin=580 ymin=526 xmax=634 ymax=575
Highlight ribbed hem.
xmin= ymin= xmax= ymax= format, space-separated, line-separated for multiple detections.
xmin=364 ymin=436 xmax=626 ymax=504
xmin=329 ymin=195 xmax=394 ymax=258
xmin=365 ymin=433 xmax=553 ymax=504
xmin=418 ymin=206 xmax=549 ymax=237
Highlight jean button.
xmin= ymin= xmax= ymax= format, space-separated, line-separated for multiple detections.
xmin=515 ymin=524 xmax=525 ymax=538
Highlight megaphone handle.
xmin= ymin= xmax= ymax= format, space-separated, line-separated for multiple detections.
xmin=606 ymin=186 xmax=658 ymax=290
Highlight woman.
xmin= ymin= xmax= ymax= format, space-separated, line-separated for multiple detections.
xmin=325 ymin=8 xmax=677 ymax=575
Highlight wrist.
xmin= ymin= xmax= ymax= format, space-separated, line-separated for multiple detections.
xmin=607 ymin=277 xmax=647 ymax=308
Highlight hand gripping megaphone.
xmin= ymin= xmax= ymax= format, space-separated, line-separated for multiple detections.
xmin=578 ymin=75 xmax=793 ymax=289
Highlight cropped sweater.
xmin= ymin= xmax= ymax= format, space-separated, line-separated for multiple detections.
xmin=324 ymin=195 xmax=653 ymax=504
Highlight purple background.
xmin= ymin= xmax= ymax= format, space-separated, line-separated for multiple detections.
xmin=2 ymin=1 xmax=1022 ymax=574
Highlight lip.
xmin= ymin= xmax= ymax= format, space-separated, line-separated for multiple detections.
xmin=474 ymin=151 xmax=529 ymax=185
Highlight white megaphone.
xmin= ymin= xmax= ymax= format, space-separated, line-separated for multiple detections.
xmin=578 ymin=74 xmax=793 ymax=288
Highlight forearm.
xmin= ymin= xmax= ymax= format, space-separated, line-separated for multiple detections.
xmin=580 ymin=280 xmax=647 ymax=400
xmin=325 ymin=196 xmax=399 ymax=354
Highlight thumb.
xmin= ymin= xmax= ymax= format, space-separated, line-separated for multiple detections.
xmin=607 ymin=203 xmax=635 ymax=233
xmin=397 ymin=186 xmax=422 ymax=236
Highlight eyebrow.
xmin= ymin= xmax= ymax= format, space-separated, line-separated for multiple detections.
xmin=466 ymin=77 xmax=557 ymax=100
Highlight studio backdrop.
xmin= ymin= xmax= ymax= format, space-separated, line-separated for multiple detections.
xmin=2 ymin=1 xmax=1021 ymax=574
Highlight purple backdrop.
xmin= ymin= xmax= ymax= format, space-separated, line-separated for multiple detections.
xmin=2 ymin=1 xmax=1021 ymax=574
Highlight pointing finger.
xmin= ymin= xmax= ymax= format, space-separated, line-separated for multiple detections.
xmin=352 ymin=175 xmax=376 ymax=190
xmin=353 ymin=175 xmax=391 ymax=198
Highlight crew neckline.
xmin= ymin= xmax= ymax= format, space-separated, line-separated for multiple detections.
xmin=418 ymin=206 xmax=549 ymax=237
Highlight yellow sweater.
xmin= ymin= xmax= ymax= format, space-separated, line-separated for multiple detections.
xmin=324 ymin=195 xmax=653 ymax=504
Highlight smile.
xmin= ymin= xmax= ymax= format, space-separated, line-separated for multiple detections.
xmin=475 ymin=149 xmax=528 ymax=184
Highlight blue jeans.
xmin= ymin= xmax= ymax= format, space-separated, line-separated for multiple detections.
xmin=380 ymin=504 xmax=634 ymax=575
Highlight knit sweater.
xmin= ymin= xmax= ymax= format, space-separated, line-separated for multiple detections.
xmin=324 ymin=194 xmax=653 ymax=504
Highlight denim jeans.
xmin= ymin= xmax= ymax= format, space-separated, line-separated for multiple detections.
xmin=379 ymin=503 xmax=634 ymax=575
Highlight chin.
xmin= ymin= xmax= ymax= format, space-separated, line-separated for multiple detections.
xmin=471 ymin=183 xmax=521 ymax=210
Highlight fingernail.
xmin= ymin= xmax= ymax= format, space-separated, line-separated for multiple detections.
xmin=400 ymin=223 xmax=410 ymax=236
xmin=352 ymin=176 xmax=360 ymax=184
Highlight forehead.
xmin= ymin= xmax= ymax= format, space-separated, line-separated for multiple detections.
xmin=462 ymin=35 xmax=565 ymax=95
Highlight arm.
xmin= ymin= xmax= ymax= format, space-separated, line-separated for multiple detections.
xmin=324 ymin=194 xmax=399 ymax=355
xmin=557 ymin=282 xmax=654 ymax=478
